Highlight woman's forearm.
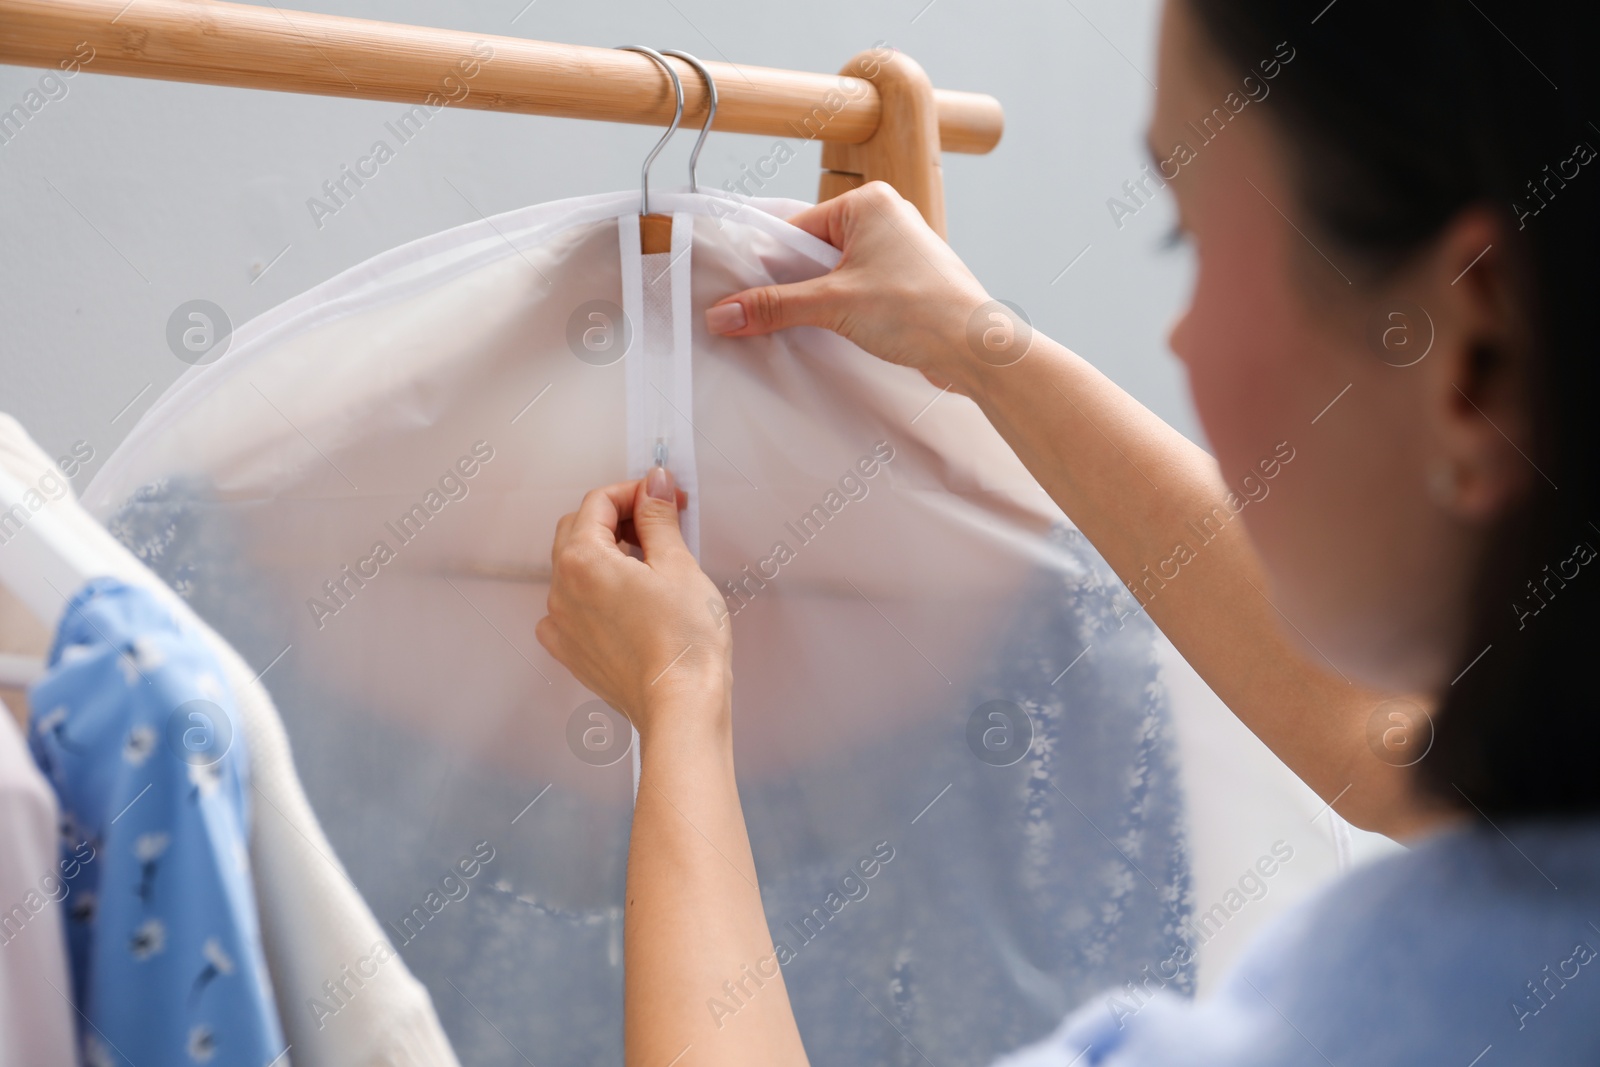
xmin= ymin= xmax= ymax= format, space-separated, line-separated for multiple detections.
xmin=709 ymin=181 xmax=1442 ymax=832
xmin=955 ymin=332 xmax=1443 ymax=837
xmin=529 ymin=473 xmax=807 ymax=1063
xmin=625 ymin=686 xmax=810 ymax=1067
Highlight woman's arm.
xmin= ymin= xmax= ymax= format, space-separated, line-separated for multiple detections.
xmin=962 ymin=329 xmax=1442 ymax=837
xmin=706 ymin=181 xmax=1447 ymax=838
xmin=626 ymin=694 xmax=809 ymax=1067
xmin=536 ymin=471 xmax=810 ymax=1067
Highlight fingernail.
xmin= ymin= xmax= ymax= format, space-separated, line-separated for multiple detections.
xmin=705 ymin=301 xmax=746 ymax=334
xmin=646 ymin=464 xmax=675 ymax=501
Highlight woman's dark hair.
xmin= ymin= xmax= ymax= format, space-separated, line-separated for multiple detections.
xmin=1187 ymin=0 xmax=1597 ymax=818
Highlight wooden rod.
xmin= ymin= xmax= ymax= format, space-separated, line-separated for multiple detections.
xmin=820 ymin=48 xmax=946 ymax=236
xmin=0 ymin=0 xmax=1004 ymax=154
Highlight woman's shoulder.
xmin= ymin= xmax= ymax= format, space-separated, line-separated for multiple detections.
xmin=1000 ymin=814 xmax=1600 ymax=1066
xmin=1282 ymin=812 xmax=1600 ymax=932
xmin=1244 ymin=813 xmax=1600 ymax=982
xmin=1266 ymin=813 xmax=1600 ymax=980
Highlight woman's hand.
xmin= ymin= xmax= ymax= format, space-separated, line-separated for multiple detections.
xmin=539 ymin=468 xmax=804 ymax=1066
xmin=703 ymin=181 xmax=997 ymax=395
xmin=535 ymin=465 xmax=731 ymax=740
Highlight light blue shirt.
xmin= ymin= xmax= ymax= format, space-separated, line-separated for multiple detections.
xmin=997 ymin=816 xmax=1600 ymax=1066
xmin=29 ymin=578 xmax=286 ymax=1066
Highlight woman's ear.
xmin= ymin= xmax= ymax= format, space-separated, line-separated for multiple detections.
xmin=1413 ymin=206 xmax=1539 ymax=522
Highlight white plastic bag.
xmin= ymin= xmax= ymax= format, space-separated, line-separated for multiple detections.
xmin=85 ymin=188 xmax=1339 ymax=1066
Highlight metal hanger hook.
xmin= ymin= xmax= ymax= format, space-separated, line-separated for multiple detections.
xmin=614 ymin=45 xmax=683 ymax=216
xmin=660 ymin=50 xmax=717 ymax=193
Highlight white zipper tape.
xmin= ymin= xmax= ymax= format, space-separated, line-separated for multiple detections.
xmin=619 ymin=211 xmax=701 ymax=801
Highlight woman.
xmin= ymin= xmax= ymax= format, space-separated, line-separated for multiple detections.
xmin=535 ymin=0 xmax=1600 ymax=1062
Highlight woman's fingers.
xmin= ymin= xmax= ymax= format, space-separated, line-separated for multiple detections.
xmin=533 ymin=613 xmax=561 ymax=660
xmin=550 ymin=482 xmax=635 ymax=574
xmin=629 ymin=467 xmax=694 ymax=566
xmin=775 ymin=191 xmax=853 ymax=247
xmin=570 ymin=480 xmax=645 ymax=546
xmin=700 ymin=180 xmax=989 ymax=397
xmin=703 ymin=182 xmax=906 ymax=339
xmin=618 ymin=487 xmax=689 ymax=548
xmin=539 ymin=474 xmax=731 ymax=731
xmin=556 ymin=478 xmax=692 ymax=555
xmin=551 ymin=511 xmax=577 ymax=564
xmin=707 ymin=274 xmax=838 ymax=337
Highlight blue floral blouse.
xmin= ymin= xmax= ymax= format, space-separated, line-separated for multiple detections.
xmin=29 ymin=578 xmax=287 ymax=1066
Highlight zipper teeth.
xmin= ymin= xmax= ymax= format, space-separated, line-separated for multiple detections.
xmin=647 ymin=247 xmax=673 ymax=471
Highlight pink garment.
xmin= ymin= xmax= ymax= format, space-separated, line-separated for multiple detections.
xmin=0 ymin=700 xmax=77 ymax=1067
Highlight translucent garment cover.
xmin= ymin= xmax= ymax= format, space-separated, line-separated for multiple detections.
xmin=86 ymin=190 xmax=1294 ymax=1066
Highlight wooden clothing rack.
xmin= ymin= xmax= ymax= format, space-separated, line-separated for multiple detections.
xmin=0 ymin=0 xmax=1004 ymax=239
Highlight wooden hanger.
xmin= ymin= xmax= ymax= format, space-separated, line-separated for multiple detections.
xmin=616 ymin=45 xmax=682 ymax=255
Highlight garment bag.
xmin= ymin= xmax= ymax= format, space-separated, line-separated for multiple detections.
xmin=87 ymin=189 xmax=1242 ymax=1066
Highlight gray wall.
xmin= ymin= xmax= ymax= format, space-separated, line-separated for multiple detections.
xmin=2 ymin=0 xmax=1404 ymax=998
xmin=0 ymin=0 xmax=1194 ymax=482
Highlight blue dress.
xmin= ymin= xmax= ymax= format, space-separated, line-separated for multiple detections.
xmin=29 ymin=578 xmax=287 ymax=1067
